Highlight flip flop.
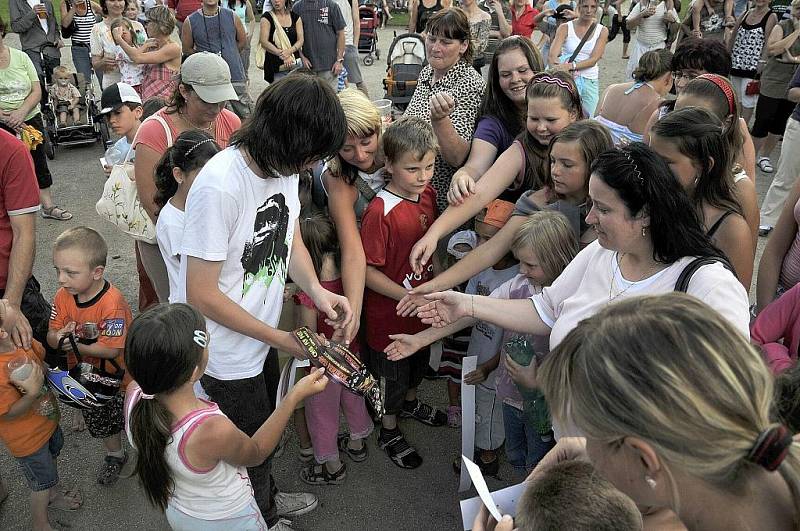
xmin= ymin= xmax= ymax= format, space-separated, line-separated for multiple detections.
xmin=757 ymin=157 xmax=774 ymax=173
xmin=48 ymin=489 xmax=82 ymax=511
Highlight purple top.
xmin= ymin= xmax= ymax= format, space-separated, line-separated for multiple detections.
xmin=473 ymin=115 xmax=515 ymax=156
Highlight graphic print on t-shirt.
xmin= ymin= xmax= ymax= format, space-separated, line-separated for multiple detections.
xmin=241 ymin=193 xmax=290 ymax=294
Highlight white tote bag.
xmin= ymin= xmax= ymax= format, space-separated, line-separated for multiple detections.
xmin=95 ymin=115 xmax=173 ymax=244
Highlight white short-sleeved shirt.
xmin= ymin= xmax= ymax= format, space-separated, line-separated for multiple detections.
xmin=155 ymin=200 xmax=184 ymax=304
xmin=178 ymin=148 xmax=300 ymax=380
xmin=530 ymin=241 xmax=751 ymax=350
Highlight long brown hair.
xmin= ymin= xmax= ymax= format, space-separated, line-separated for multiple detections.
xmin=124 ymin=304 xmax=207 ymax=511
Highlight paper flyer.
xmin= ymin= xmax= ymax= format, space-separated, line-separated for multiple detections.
xmin=458 ymin=356 xmax=478 ymax=492
xmin=459 ymin=481 xmax=527 ymax=530
xmin=275 ymin=357 xmax=310 ymax=407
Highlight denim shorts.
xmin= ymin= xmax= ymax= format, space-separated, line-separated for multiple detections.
xmin=16 ymin=426 xmax=64 ymax=491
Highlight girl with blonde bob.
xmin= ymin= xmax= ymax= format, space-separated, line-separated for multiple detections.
xmin=532 ymin=294 xmax=799 ymax=530
xmin=317 ymin=88 xmax=386 ymax=345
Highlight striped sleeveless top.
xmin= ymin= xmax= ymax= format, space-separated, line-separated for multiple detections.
xmin=67 ymin=0 xmax=97 ymax=46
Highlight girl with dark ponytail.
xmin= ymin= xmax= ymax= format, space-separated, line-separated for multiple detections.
xmin=153 ymin=130 xmax=220 ymax=302
xmin=123 ymin=303 xmax=328 ymax=527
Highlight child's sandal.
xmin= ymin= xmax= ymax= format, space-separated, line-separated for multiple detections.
xmin=337 ymin=433 xmax=368 ymax=462
xmin=299 ymin=462 xmax=347 ymax=485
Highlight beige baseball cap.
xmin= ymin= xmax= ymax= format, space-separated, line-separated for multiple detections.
xmin=181 ymin=52 xmax=239 ymax=104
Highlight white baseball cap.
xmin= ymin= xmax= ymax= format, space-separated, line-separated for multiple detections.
xmin=181 ymin=52 xmax=239 ymax=104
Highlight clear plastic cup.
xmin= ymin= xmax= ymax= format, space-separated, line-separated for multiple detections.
xmin=36 ymin=3 xmax=47 ymax=19
xmin=373 ymin=99 xmax=393 ymax=128
xmin=8 ymin=355 xmax=32 ymax=382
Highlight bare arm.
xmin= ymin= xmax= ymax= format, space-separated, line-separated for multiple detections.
xmin=573 ymin=26 xmax=607 ymax=70
xmin=548 ymin=24 xmax=568 ymax=65
xmin=713 ymin=213 xmax=755 ymax=290
xmin=134 ymin=144 xmax=163 ymax=223
xmin=234 ymin=15 xmax=247 ymax=50
xmin=734 ymin=173 xmax=759 ymax=245
xmin=296 ymin=16 xmax=305 ymax=49
xmin=756 ymin=180 xmax=800 ymax=312
xmin=423 ymin=215 xmax=523 ymax=292
xmin=352 ymin=0 xmax=360 ymax=45
xmin=186 ymin=257 xmax=304 ymax=357
xmin=493 ymin=0 xmax=511 ymax=37
xmin=325 ymin=173 xmax=365 ymax=343
xmin=767 ymin=24 xmax=800 ymax=57
xmin=408 ymin=0 xmax=418 ymax=32
xmin=366 ymin=265 xmax=408 ymax=301
xmin=61 ymin=1 xmax=75 ymax=27
xmin=5 ymin=213 xmax=35 ymax=310
xmin=419 ymin=291 xmax=551 ymax=336
xmin=73 ymin=343 xmax=123 ymax=360
xmin=431 ymin=115 xmax=471 ymax=168
xmin=188 ymin=369 xmax=327 ymax=468
xmin=181 ymin=17 xmax=196 ymax=55
xmin=739 ymin=118 xmax=756 ymax=181
xmin=425 ymin=145 xmax=524 ymax=241
xmin=117 ymin=37 xmax=182 ymax=64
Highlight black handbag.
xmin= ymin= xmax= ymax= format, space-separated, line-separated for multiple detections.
xmin=57 ymin=332 xmax=125 ymax=406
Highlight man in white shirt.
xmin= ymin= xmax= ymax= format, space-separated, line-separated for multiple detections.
xmin=181 ymin=75 xmax=352 ymax=531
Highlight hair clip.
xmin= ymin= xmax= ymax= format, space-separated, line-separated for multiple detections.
xmin=186 ymin=138 xmax=216 ymax=156
xmin=140 ymin=391 xmax=156 ymax=400
xmin=696 ymin=74 xmax=735 ymax=116
xmin=623 ymin=151 xmax=644 ymax=185
xmin=193 ymin=330 xmax=208 ymax=348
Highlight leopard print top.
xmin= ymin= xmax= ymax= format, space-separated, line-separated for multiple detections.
xmin=404 ymin=60 xmax=486 ymax=213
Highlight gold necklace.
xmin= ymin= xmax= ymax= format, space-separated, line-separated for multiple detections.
xmin=608 ymin=253 xmax=661 ymax=303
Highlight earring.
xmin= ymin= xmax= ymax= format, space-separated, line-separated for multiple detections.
xmin=641 ymin=227 xmax=647 ymax=237
xmin=645 ymin=476 xmax=657 ymax=490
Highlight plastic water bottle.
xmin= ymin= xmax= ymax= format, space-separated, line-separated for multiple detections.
xmin=104 ymin=144 xmax=126 ymax=166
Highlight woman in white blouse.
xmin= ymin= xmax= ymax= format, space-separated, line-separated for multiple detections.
xmin=416 ymin=143 xmax=751 ymax=348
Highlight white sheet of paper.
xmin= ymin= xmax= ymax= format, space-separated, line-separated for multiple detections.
xmin=463 ymin=455 xmax=501 ymax=521
xmin=459 ymin=481 xmax=527 ymax=530
xmin=275 ymin=358 xmax=310 ymax=407
xmin=459 ymin=356 xmax=478 ymax=492
xmin=429 ymin=340 xmax=443 ymax=371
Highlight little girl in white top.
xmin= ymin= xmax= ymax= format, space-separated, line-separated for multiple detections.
xmin=110 ymin=17 xmax=144 ymax=92
xmin=153 ymin=130 xmax=220 ymax=302
xmin=123 ymin=303 xmax=329 ymax=530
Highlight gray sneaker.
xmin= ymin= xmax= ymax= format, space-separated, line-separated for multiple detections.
xmin=274 ymin=491 xmax=318 ymax=517
xmin=268 ymin=518 xmax=295 ymax=531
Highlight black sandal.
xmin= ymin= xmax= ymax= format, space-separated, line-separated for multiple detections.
xmin=378 ymin=429 xmax=422 ymax=469
xmin=337 ymin=433 xmax=368 ymax=462
xmin=299 ymin=462 xmax=347 ymax=485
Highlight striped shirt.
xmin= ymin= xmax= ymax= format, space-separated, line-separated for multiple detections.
xmin=68 ymin=0 xmax=97 ymax=45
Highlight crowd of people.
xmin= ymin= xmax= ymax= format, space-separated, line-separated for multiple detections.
xmin=0 ymin=0 xmax=799 ymax=530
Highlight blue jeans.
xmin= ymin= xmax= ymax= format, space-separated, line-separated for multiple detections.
xmin=502 ymin=403 xmax=554 ymax=474
xmin=16 ymin=426 xmax=64 ymax=491
xmin=70 ymin=45 xmax=93 ymax=85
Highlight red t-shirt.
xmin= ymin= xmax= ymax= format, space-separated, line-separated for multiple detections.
xmin=360 ymin=186 xmax=436 ymax=352
xmin=0 ymin=130 xmax=41 ymax=291
xmin=168 ymin=0 xmax=203 ymax=22
xmin=49 ymin=282 xmax=133 ymax=386
xmin=511 ymin=4 xmax=539 ymax=38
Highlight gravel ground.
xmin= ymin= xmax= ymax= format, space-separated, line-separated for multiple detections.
xmin=0 ymin=26 xmax=773 ymax=531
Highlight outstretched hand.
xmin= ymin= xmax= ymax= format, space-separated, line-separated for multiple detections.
xmin=310 ymin=287 xmax=353 ymax=331
xmin=385 ymin=333 xmax=424 ymax=360
xmin=416 ymin=291 xmax=471 ymax=328
xmin=409 ymin=234 xmax=438 ymax=276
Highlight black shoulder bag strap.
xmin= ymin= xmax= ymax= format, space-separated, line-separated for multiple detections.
xmin=567 ymin=22 xmax=598 ymax=64
xmin=674 ymin=256 xmax=735 ymax=293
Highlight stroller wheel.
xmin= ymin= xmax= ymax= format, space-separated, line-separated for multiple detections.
xmin=364 ymin=55 xmax=374 ymax=66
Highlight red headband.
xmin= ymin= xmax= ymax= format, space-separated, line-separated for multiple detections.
xmin=696 ymin=74 xmax=735 ymax=116
xmin=746 ymin=425 xmax=793 ymax=472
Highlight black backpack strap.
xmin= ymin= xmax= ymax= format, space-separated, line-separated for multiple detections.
xmin=674 ymin=256 xmax=734 ymax=293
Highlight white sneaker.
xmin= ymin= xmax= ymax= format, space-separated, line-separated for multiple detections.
xmin=268 ymin=518 xmax=295 ymax=531
xmin=275 ymin=491 xmax=318 ymax=517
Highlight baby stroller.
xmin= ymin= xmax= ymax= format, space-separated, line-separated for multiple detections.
xmin=41 ymin=71 xmax=108 ymax=160
xmin=383 ymin=32 xmax=426 ymax=111
xmin=359 ymin=2 xmax=381 ymax=66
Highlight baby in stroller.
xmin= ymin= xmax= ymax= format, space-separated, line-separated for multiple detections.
xmin=50 ymin=66 xmax=84 ymax=126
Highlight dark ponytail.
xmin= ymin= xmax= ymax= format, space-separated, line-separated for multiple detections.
xmin=153 ymin=130 xmax=220 ymax=211
xmin=124 ymin=303 xmax=207 ymax=511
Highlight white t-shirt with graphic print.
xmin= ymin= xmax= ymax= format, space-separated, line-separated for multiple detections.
xmin=178 ymin=147 xmax=300 ymax=380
